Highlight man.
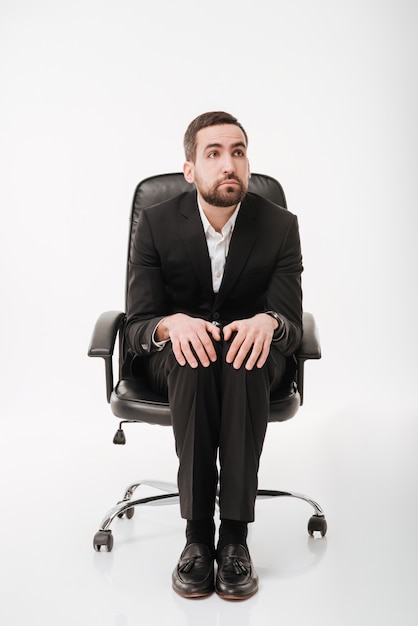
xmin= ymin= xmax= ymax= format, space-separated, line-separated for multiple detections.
xmin=126 ymin=111 xmax=303 ymax=600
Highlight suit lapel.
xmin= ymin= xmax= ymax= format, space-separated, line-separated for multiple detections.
xmin=177 ymin=192 xmax=259 ymax=314
xmin=178 ymin=192 xmax=214 ymax=304
xmin=214 ymin=196 xmax=259 ymax=310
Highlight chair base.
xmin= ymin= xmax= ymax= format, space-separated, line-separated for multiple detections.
xmin=93 ymin=480 xmax=327 ymax=552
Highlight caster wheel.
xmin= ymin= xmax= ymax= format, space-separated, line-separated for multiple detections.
xmin=93 ymin=529 xmax=114 ymax=552
xmin=308 ymin=515 xmax=327 ymax=537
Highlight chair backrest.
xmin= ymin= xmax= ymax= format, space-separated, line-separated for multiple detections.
xmin=127 ymin=172 xmax=287 ymax=261
xmin=121 ymin=172 xmax=288 ymax=376
xmin=124 ymin=172 xmax=287 ymax=312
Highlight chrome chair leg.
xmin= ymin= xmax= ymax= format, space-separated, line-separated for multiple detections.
xmin=93 ymin=480 xmax=179 ymax=552
xmin=257 ymin=489 xmax=327 ymax=537
xmin=93 ymin=483 xmax=327 ymax=552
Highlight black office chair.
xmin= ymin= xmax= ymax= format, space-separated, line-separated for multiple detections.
xmin=88 ymin=173 xmax=326 ymax=552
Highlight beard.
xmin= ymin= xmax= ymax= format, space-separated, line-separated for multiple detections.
xmin=197 ymin=176 xmax=248 ymax=207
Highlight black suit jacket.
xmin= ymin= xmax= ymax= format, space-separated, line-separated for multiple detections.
xmin=126 ymin=190 xmax=303 ymax=358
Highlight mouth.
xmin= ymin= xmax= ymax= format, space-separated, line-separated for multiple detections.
xmin=219 ymin=178 xmax=240 ymax=187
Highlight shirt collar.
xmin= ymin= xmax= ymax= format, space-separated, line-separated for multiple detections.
xmin=197 ymin=197 xmax=241 ymax=237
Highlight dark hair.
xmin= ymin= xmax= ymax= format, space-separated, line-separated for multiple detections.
xmin=183 ymin=111 xmax=248 ymax=161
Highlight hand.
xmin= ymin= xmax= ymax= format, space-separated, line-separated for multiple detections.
xmin=156 ymin=313 xmax=221 ymax=368
xmin=223 ymin=313 xmax=278 ymax=370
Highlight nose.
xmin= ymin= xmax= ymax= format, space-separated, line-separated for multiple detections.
xmin=221 ymin=154 xmax=235 ymax=175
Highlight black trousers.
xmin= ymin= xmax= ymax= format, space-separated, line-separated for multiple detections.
xmin=145 ymin=336 xmax=287 ymax=522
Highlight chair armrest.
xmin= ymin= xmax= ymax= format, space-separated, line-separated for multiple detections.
xmin=296 ymin=312 xmax=321 ymax=406
xmin=298 ymin=312 xmax=321 ymax=360
xmin=88 ymin=311 xmax=125 ymax=402
xmin=88 ymin=310 xmax=126 ymax=357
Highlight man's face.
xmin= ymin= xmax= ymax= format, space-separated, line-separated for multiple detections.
xmin=183 ymin=124 xmax=250 ymax=208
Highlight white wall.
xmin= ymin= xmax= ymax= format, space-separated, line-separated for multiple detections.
xmin=1 ymin=0 xmax=417 ymax=425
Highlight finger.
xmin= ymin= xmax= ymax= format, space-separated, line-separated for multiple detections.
xmin=182 ymin=328 xmax=221 ymax=368
xmin=252 ymin=341 xmax=270 ymax=370
xmin=180 ymin=339 xmax=203 ymax=368
xmin=238 ymin=343 xmax=259 ymax=370
xmin=172 ymin=332 xmax=203 ymax=368
xmin=195 ymin=331 xmax=218 ymax=364
xmin=222 ymin=322 xmax=236 ymax=341
xmin=236 ymin=335 xmax=267 ymax=370
xmin=171 ymin=337 xmax=187 ymax=367
xmin=206 ymin=325 xmax=222 ymax=342
xmin=225 ymin=332 xmax=243 ymax=364
xmin=205 ymin=323 xmax=222 ymax=349
xmin=230 ymin=337 xmax=255 ymax=370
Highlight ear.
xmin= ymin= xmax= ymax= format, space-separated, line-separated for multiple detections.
xmin=183 ymin=161 xmax=195 ymax=184
xmin=247 ymin=160 xmax=251 ymax=179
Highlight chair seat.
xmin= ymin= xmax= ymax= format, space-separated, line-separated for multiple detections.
xmin=111 ymin=378 xmax=171 ymax=425
xmin=110 ymin=378 xmax=300 ymax=426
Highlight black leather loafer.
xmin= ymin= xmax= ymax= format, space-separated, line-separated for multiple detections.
xmin=172 ymin=543 xmax=215 ymax=598
xmin=215 ymin=544 xmax=259 ymax=600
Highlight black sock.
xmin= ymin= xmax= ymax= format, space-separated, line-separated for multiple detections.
xmin=186 ymin=518 xmax=215 ymax=552
xmin=217 ymin=519 xmax=248 ymax=552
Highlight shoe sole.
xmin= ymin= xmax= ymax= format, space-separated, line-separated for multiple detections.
xmin=173 ymin=585 xmax=214 ymax=599
xmin=215 ymin=588 xmax=258 ymax=601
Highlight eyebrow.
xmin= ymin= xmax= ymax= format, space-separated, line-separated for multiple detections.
xmin=204 ymin=141 xmax=247 ymax=151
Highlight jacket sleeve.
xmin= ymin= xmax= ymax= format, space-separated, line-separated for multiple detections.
xmin=125 ymin=210 xmax=167 ymax=356
xmin=266 ymin=213 xmax=303 ymax=356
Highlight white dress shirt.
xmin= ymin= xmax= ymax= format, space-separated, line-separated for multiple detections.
xmin=197 ymin=199 xmax=241 ymax=293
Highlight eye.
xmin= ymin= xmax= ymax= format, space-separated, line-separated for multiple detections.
xmin=233 ymin=149 xmax=245 ymax=157
xmin=207 ymin=151 xmax=218 ymax=158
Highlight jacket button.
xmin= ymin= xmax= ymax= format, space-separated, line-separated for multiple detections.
xmin=212 ymin=311 xmax=220 ymax=320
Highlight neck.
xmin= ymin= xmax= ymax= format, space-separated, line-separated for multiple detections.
xmin=198 ymin=195 xmax=237 ymax=233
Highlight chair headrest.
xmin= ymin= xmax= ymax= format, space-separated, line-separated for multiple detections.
xmin=131 ymin=172 xmax=287 ymax=223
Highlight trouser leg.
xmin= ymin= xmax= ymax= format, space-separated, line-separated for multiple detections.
xmin=146 ymin=344 xmax=221 ymax=520
xmin=217 ymin=341 xmax=286 ymax=521
xmin=144 ymin=340 xmax=286 ymax=522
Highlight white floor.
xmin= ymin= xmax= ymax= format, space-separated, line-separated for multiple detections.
xmin=1 ymin=385 xmax=417 ymax=626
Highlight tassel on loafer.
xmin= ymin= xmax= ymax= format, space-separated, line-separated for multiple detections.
xmin=172 ymin=543 xmax=215 ymax=598
xmin=215 ymin=544 xmax=259 ymax=600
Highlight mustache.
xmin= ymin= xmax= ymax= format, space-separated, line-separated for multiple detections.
xmin=220 ymin=174 xmax=241 ymax=184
